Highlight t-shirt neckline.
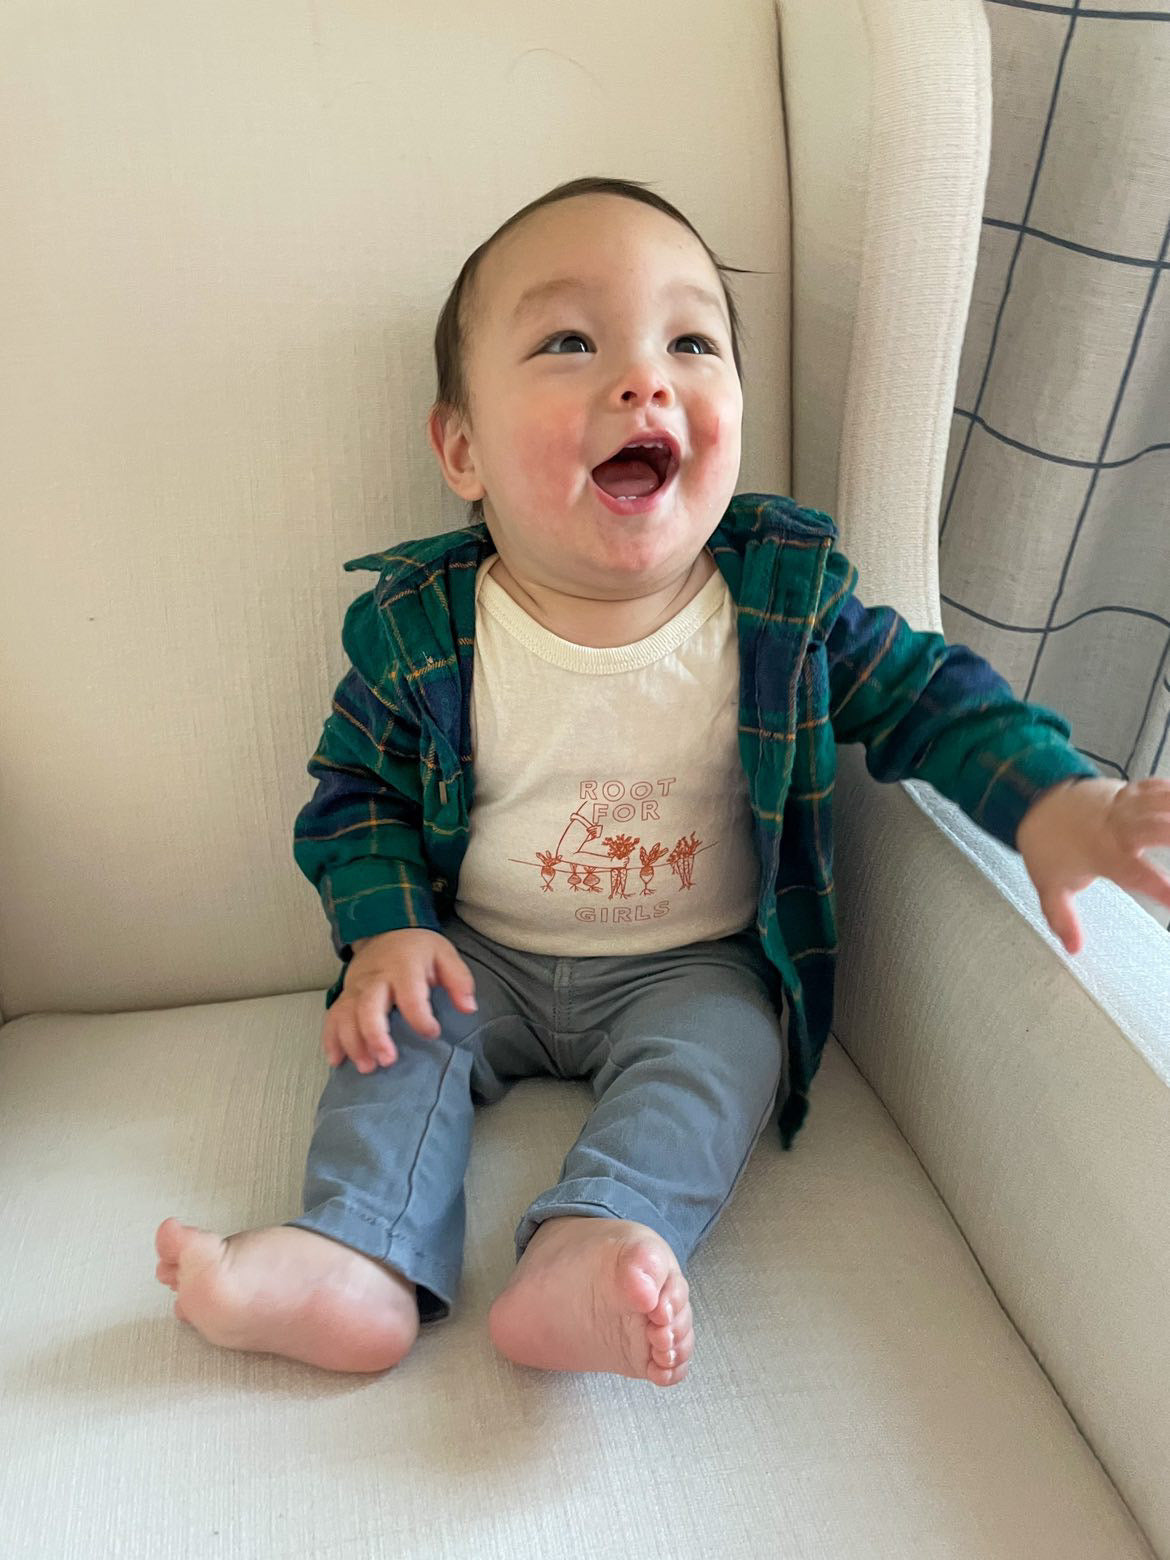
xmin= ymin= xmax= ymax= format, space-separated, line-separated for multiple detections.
xmin=475 ymin=552 xmax=727 ymax=674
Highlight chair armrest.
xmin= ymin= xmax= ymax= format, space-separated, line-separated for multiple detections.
xmin=831 ymin=744 xmax=1170 ymax=1556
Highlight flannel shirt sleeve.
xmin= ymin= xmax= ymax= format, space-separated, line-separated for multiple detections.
xmin=292 ymin=586 xmax=442 ymax=960
xmin=818 ymin=549 xmax=1100 ymax=850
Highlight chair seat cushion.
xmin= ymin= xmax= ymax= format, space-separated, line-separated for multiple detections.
xmin=0 ymin=994 xmax=1151 ymax=1559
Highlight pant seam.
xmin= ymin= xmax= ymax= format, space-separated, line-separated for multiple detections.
xmin=384 ymin=1039 xmax=459 ymax=1246
xmin=517 ymin=1179 xmax=687 ymax=1263
xmin=691 ymin=1075 xmax=783 ymax=1248
xmin=291 ymin=1207 xmax=444 ymax=1272
xmin=288 ymin=1209 xmax=459 ymax=1317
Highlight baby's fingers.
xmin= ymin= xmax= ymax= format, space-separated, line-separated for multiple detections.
xmin=396 ymin=972 xmax=442 ymax=1040
xmin=1117 ymin=853 xmax=1170 ymax=911
xmin=322 ymin=1023 xmax=344 ymax=1068
xmin=1128 ymin=777 xmax=1170 ymax=801
xmin=349 ymin=1008 xmax=388 ymax=1072
xmin=1039 ymin=886 xmax=1083 ymax=956
xmin=356 ymin=984 xmax=398 ymax=1066
xmin=435 ymin=944 xmax=478 ymax=1015
xmin=1125 ymin=806 xmax=1170 ymax=847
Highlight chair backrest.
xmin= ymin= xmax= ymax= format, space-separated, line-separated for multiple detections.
xmin=0 ymin=0 xmax=988 ymax=1018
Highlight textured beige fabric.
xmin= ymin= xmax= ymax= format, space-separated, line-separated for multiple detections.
xmin=2 ymin=0 xmax=1168 ymax=1556
xmin=0 ymin=1003 xmax=1155 ymax=1560
xmin=835 ymin=745 xmax=1170 ymax=1560
xmin=0 ymin=0 xmax=792 ymax=1018
xmin=787 ymin=0 xmax=992 ymax=631
xmin=940 ymin=2 xmax=1170 ymax=927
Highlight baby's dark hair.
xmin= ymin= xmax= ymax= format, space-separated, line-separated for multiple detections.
xmin=430 ymin=175 xmax=759 ymax=526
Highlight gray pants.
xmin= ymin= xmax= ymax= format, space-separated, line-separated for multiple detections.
xmin=286 ymin=913 xmax=789 ymax=1322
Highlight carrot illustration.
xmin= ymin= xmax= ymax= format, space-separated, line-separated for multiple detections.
xmin=667 ymin=832 xmax=702 ymax=889
xmin=602 ymin=833 xmax=639 ymax=900
xmin=637 ymin=842 xmax=669 ymax=894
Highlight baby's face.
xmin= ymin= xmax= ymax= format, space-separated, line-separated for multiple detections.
xmin=431 ymin=194 xmax=743 ymax=600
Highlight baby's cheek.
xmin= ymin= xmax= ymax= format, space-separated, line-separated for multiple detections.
xmin=512 ymin=422 xmax=581 ymax=498
xmin=514 ymin=410 xmax=576 ymax=461
xmin=689 ymin=412 xmax=740 ymax=497
xmin=697 ymin=405 xmax=740 ymax=461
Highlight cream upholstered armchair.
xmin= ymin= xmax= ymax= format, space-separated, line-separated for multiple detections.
xmin=2 ymin=2 xmax=1168 ymax=1557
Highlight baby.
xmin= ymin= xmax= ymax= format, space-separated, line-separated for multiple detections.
xmin=155 ymin=177 xmax=1170 ymax=1388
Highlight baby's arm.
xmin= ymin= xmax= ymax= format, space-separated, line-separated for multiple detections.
xmin=292 ymin=586 xmax=442 ymax=974
xmin=817 ymin=550 xmax=1170 ymax=947
xmin=818 ymin=550 xmax=1098 ymax=850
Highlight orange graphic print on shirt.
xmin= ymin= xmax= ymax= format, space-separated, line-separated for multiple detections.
xmin=513 ymin=777 xmax=713 ymax=925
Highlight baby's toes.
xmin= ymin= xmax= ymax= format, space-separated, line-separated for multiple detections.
xmin=669 ymin=1295 xmax=693 ymax=1338
xmin=670 ymin=1321 xmax=694 ymax=1367
xmin=650 ymin=1320 xmax=694 ymax=1367
xmin=646 ymin=1319 xmax=677 ymax=1357
xmin=648 ymin=1321 xmax=694 ymax=1373
xmin=647 ymin=1352 xmax=692 ymax=1388
xmin=647 ymin=1272 xmax=689 ymax=1330
xmin=647 ymin=1297 xmax=693 ymax=1350
xmin=646 ymin=1307 xmax=693 ymax=1384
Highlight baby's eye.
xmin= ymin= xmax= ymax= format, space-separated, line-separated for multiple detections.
xmin=538 ymin=332 xmax=719 ymax=356
xmin=674 ymin=335 xmax=718 ymax=355
xmin=541 ymin=332 xmax=591 ymax=354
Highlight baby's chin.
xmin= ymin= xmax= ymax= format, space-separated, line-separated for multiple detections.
xmin=490 ymin=488 xmax=717 ymax=585
xmin=572 ymin=532 xmax=711 ymax=595
xmin=585 ymin=478 xmax=730 ymax=545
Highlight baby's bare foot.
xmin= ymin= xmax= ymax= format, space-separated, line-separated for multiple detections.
xmin=154 ymin=1218 xmax=420 ymax=1373
xmin=487 ymin=1216 xmax=693 ymax=1387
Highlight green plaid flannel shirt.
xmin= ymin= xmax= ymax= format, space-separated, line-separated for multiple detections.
xmin=293 ymin=492 xmax=1098 ymax=1150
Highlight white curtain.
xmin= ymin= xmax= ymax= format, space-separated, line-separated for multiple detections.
xmin=940 ymin=0 xmax=1170 ymax=929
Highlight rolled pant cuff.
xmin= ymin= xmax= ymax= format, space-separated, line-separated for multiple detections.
xmin=514 ymin=1177 xmax=688 ymax=1267
xmin=284 ymin=1198 xmax=458 ymax=1324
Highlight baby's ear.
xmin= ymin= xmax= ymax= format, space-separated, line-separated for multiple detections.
xmin=426 ymin=401 xmax=453 ymax=455
xmin=427 ymin=403 xmax=486 ymax=503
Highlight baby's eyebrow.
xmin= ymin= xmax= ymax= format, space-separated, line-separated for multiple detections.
xmin=509 ymin=277 xmax=725 ymax=323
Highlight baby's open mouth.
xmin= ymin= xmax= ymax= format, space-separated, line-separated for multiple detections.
xmin=591 ymin=439 xmax=678 ymax=499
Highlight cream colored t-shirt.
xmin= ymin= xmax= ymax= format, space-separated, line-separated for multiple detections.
xmin=454 ymin=553 xmax=760 ymax=955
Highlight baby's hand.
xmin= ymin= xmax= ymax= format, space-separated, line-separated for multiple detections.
xmin=323 ymin=929 xmax=478 ymax=1074
xmin=1016 ymin=776 xmax=1170 ymax=954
